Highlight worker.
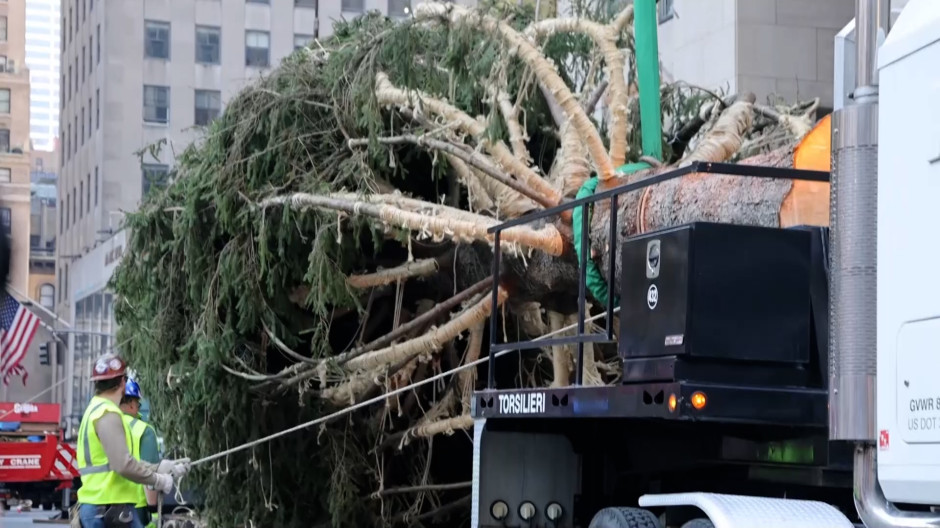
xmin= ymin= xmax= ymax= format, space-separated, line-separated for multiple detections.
xmin=75 ymin=354 xmax=190 ymax=528
xmin=119 ymin=379 xmax=161 ymax=528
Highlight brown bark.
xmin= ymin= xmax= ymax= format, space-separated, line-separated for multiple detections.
xmin=589 ymin=147 xmax=830 ymax=292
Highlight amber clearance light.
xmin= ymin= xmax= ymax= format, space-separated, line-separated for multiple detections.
xmin=691 ymin=391 xmax=707 ymax=410
xmin=667 ymin=393 xmax=677 ymax=412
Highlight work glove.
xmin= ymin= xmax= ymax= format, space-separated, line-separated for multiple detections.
xmin=151 ymin=472 xmax=174 ymax=495
xmin=156 ymin=457 xmax=191 ymax=479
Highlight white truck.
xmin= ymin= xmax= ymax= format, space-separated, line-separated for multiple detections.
xmin=469 ymin=0 xmax=940 ymax=526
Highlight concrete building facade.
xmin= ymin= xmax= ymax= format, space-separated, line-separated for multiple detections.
xmin=654 ymin=0 xmax=856 ymax=111
xmin=25 ymin=0 xmax=60 ymax=152
xmin=0 ymin=0 xmax=32 ymax=301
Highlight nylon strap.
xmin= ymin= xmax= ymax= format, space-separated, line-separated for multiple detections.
xmin=572 ymin=163 xmax=650 ymax=306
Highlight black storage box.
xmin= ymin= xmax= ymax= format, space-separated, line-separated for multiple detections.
xmin=618 ymin=222 xmax=812 ymax=364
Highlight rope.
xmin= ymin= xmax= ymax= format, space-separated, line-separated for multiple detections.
xmin=186 ymin=306 xmax=620 ymax=468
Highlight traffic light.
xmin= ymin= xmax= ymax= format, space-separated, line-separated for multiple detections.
xmin=39 ymin=343 xmax=50 ymax=365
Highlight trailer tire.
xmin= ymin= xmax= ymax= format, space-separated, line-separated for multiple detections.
xmin=681 ymin=518 xmax=715 ymax=528
xmin=589 ymin=507 xmax=662 ymax=528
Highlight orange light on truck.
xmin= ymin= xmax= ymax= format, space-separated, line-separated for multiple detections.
xmin=691 ymin=391 xmax=707 ymax=410
xmin=668 ymin=394 xmax=677 ymax=412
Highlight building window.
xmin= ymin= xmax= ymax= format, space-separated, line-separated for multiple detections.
xmin=94 ymin=167 xmax=99 ymax=206
xmin=0 ymin=207 xmax=10 ymax=235
xmin=0 ymin=89 xmax=9 ymax=113
xmin=96 ymin=89 xmax=100 ymax=128
xmin=294 ymin=34 xmax=313 ymax=50
xmin=194 ymin=90 xmax=221 ymax=126
xmin=145 ymin=21 xmax=171 ymax=59
xmin=0 ymin=167 xmax=9 ymax=183
xmin=71 ymin=188 xmax=76 ymax=224
xmin=59 ymin=200 xmax=63 ymax=233
xmin=61 ymin=75 xmax=65 ymax=108
xmin=143 ymin=85 xmax=170 ymax=124
xmin=0 ymin=128 xmax=9 ymax=152
xmin=80 ymin=107 xmax=85 ymax=144
xmin=65 ymin=195 xmax=70 ymax=228
xmin=86 ymin=174 xmax=91 ymax=213
xmin=388 ymin=0 xmax=411 ymax=17
xmin=67 ymin=66 xmax=71 ymax=102
xmin=142 ymin=164 xmax=169 ymax=196
xmin=247 ymin=0 xmax=269 ymax=3
xmin=658 ymin=0 xmax=675 ymax=23
xmin=39 ymin=284 xmax=55 ymax=309
xmin=341 ymin=0 xmax=364 ymax=12
xmin=0 ymin=16 xmax=7 ymax=42
xmin=245 ymin=30 xmax=270 ymax=67
xmin=97 ymin=25 xmax=101 ymax=63
xmin=296 ymin=0 xmax=317 ymax=7
xmin=82 ymin=46 xmax=86 ymax=82
xmin=195 ymin=26 xmax=220 ymax=64
xmin=89 ymin=35 xmax=93 ymax=74
xmin=79 ymin=180 xmax=84 ymax=217
xmin=88 ymin=97 xmax=92 ymax=136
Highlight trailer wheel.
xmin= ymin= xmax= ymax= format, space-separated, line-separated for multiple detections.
xmin=681 ymin=518 xmax=715 ymax=528
xmin=589 ymin=507 xmax=662 ymax=528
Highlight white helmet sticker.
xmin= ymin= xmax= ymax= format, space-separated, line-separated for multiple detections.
xmin=95 ymin=360 xmax=109 ymax=374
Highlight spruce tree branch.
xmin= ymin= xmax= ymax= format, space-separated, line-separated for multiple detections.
xmin=339 ymin=276 xmax=493 ymax=365
xmin=346 ymin=258 xmax=440 ymax=289
xmin=371 ymin=481 xmax=471 ymax=499
xmin=413 ymin=3 xmax=617 ymax=179
xmin=375 ymin=72 xmax=562 ymax=206
xmin=348 ymin=135 xmax=555 ymax=209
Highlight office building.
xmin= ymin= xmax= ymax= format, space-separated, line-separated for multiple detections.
xmin=0 ymin=0 xmax=32 ymax=301
xmin=25 ymin=0 xmax=60 ymax=152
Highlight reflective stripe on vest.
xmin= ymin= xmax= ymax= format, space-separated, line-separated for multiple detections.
xmin=124 ymin=414 xmax=155 ymax=508
xmin=76 ymin=395 xmax=139 ymax=505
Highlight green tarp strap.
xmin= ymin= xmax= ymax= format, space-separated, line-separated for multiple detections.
xmin=572 ymin=163 xmax=650 ymax=307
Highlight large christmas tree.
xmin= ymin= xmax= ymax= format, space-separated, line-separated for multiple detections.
xmin=110 ymin=2 xmax=826 ymax=526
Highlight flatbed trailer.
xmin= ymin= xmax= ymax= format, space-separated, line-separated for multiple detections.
xmin=470 ymin=162 xmax=858 ymax=528
xmin=470 ymin=1 xmax=940 ymax=526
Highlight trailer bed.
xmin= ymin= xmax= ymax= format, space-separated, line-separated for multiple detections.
xmin=473 ymin=381 xmax=828 ymax=427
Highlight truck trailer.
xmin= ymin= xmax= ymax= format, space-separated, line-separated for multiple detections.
xmin=469 ymin=0 xmax=940 ymax=526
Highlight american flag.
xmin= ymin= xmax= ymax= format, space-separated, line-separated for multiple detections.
xmin=1 ymin=293 xmax=40 ymax=386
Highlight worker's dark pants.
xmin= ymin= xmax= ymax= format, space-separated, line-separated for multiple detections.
xmin=78 ymin=503 xmax=144 ymax=528
xmin=136 ymin=507 xmax=151 ymax=526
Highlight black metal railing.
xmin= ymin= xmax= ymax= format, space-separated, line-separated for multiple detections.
xmin=485 ymin=161 xmax=831 ymax=390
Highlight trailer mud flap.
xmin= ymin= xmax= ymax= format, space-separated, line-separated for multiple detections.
xmin=472 ymin=418 xmax=578 ymax=528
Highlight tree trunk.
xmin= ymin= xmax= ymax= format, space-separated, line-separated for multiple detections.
xmin=588 ymin=147 xmax=830 ymax=293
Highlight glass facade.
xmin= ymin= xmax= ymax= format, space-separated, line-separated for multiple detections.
xmin=68 ymin=288 xmax=116 ymax=428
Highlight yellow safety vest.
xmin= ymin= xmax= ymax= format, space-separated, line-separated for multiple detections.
xmin=76 ymin=396 xmax=139 ymax=505
xmin=123 ymin=414 xmax=157 ymax=509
